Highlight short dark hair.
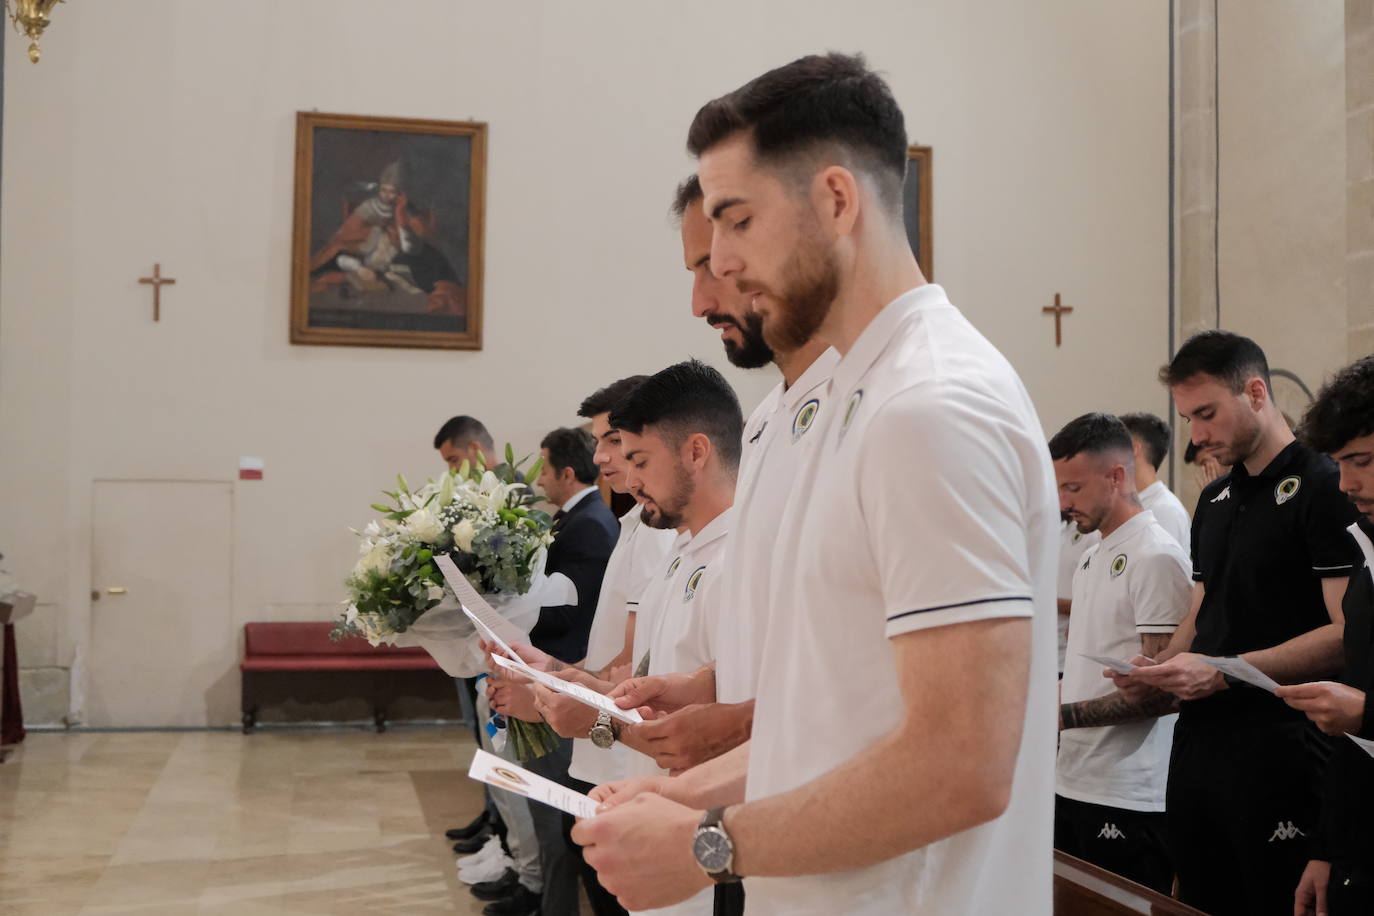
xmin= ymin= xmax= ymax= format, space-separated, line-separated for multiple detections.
xmin=1049 ymin=413 xmax=1135 ymax=464
xmin=579 ymin=376 xmax=649 ymax=421
xmin=1300 ymin=355 xmax=1374 ymax=455
xmin=686 ymin=52 xmax=908 ymax=210
xmin=433 ymin=415 xmax=495 ymax=452
xmin=671 ymin=174 xmax=703 ymax=221
xmin=610 ymin=359 xmax=744 ymax=471
xmin=540 ymin=427 xmax=599 ymax=485
xmin=1118 ymin=412 xmax=1172 ymax=470
xmin=1159 ymin=330 xmax=1271 ymax=394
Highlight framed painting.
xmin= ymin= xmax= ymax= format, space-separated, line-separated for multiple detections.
xmin=903 ymin=145 xmax=933 ymax=279
xmin=290 ymin=112 xmax=487 ymax=349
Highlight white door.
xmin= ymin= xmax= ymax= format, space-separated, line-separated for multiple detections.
xmin=87 ymin=480 xmax=235 ymax=727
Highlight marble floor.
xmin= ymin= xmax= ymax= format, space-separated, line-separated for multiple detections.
xmin=0 ymin=728 xmax=498 ymax=914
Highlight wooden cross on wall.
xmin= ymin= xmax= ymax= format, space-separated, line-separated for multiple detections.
xmin=1042 ymin=292 xmax=1073 ymax=347
xmin=138 ymin=264 xmax=177 ymax=322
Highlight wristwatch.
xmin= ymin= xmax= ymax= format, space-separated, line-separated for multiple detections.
xmin=589 ymin=711 xmax=619 ymax=749
xmin=692 ymin=808 xmax=741 ymax=883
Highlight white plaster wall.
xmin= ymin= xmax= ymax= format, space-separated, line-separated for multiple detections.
xmin=0 ymin=0 xmax=1168 ymax=724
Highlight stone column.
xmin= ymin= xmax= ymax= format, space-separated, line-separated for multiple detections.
xmin=1348 ymin=0 xmax=1374 ymax=358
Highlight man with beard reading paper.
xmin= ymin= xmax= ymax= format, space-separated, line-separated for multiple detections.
xmin=1115 ymin=331 xmax=1359 ymax=916
xmin=573 ymin=53 xmax=1057 ymax=916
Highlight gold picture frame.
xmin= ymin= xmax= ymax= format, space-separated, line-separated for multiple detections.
xmin=290 ymin=112 xmax=487 ymax=350
xmin=904 ymin=145 xmax=933 ymax=279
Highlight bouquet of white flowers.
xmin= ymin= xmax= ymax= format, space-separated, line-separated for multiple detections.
xmin=335 ymin=447 xmax=567 ymax=760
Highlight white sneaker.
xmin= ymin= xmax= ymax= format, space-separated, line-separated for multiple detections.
xmin=455 ymin=834 xmax=503 ymax=868
xmin=458 ymin=854 xmax=516 ymax=885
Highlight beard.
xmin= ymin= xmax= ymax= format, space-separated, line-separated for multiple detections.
xmin=717 ymin=311 xmax=774 ymax=369
xmin=1207 ymin=411 xmax=1263 ymax=466
xmin=637 ymin=464 xmax=695 ymax=530
xmin=747 ymin=221 xmax=839 ymax=354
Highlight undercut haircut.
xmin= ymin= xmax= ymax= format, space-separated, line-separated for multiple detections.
xmin=1119 ymin=412 xmax=1172 ymax=471
xmin=671 ymin=174 xmax=703 ymax=222
xmin=1049 ymin=413 xmax=1136 ymax=465
xmin=1159 ymin=330 xmax=1271 ymax=394
xmin=540 ymin=427 xmax=599 ymax=485
xmin=686 ymin=52 xmax=908 ymax=213
xmin=1300 ymin=355 xmax=1374 ymax=455
xmin=610 ymin=359 xmax=744 ymax=472
xmin=433 ymin=415 xmax=495 ymax=453
xmin=578 ymin=375 xmax=650 ymax=422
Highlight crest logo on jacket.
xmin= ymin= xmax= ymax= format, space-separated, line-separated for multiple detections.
xmin=1275 ymin=476 xmax=1301 ymax=506
xmin=792 ymin=399 xmax=820 ymax=442
xmin=664 ymin=556 xmax=681 ymax=580
xmin=1110 ymin=554 xmax=1128 ymax=578
xmin=683 ymin=566 xmax=706 ymax=602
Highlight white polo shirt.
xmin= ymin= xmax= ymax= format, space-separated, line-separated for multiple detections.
xmin=568 ymin=504 xmax=675 ymax=786
xmin=1139 ymin=480 xmax=1191 ymax=556
xmin=1057 ymin=520 xmax=1100 ymax=673
xmin=1058 ymin=510 xmax=1190 ymax=811
xmin=747 ymin=285 xmax=1058 ymax=916
xmin=623 ymin=508 xmax=733 ymax=916
xmin=714 ymin=349 xmax=838 ymax=705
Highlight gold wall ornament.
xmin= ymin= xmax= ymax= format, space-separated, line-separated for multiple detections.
xmin=5 ymin=0 xmax=64 ymax=64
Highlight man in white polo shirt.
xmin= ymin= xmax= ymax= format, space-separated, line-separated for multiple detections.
xmin=610 ymin=358 xmax=743 ymax=916
xmin=601 ymin=176 xmax=838 ymax=782
xmin=574 ymin=53 xmax=1056 ymax=915
xmin=1050 ymin=413 xmax=1190 ymax=893
xmin=1119 ymin=412 xmax=1192 ymax=553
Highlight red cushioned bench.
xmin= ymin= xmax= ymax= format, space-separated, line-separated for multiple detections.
xmin=240 ymin=622 xmax=452 ymax=733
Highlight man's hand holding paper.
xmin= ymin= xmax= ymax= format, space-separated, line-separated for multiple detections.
xmin=1125 ymin=651 xmax=1228 ymax=700
xmin=1275 ymin=681 xmax=1366 ymax=735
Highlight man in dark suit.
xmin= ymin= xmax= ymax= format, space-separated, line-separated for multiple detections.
xmin=483 ymin=426 xmax=618 ymax=916
xmin=532 ymin=426 xmax=620 ymax=663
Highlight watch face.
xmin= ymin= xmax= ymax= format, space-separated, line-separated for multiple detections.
xmin=589 ymin=725 xmax=614 ymax=750
xmin=693 ymin=828 xmax=732 ymax=873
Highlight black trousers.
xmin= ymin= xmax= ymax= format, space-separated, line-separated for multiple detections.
xmin=713 ymin=883 xmax=745 ymax=916
xmin=1054 ymin=795 xmax=1172 ymax=894
xmin=564 ymin=774 xmax=628 ymax=916
xmin=1167 ymin=716 xmax=1325 ymax=916
xmin=1328 ymin=863 xmax=1374 ymax=916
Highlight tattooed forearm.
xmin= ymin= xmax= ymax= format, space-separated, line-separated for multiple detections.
xmin=1061 ymin=688 xmax=1179 ymax=730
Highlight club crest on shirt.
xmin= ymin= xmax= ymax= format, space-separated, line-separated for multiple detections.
xmin=1110 ymin=554 xmax=1128 ymax=578
xmin=1072 ymin=531 xmax=1084 ymax=544
xmin=683 ymin=566 xmax=706 ymax=602
xmin=792 ymin=399 xmax=820 ymax=442
xmin=839 ymin=389 xmax=864 ymax=441
xmin=1275 ymin=476 xmax=1301 ymax=506
xmin=664 ymin=556 xmax=681 ymax=580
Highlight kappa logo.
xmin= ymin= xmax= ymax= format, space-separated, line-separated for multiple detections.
xmin=664 ymin=556 xmax=681 ymax=580
xmin=1097 ymin=823 xmax=1126 ymax=840
xmin=792 ymin=399 xmax=820 ymax=442
xmin=1211 ymin=485 xmax=1232 ymax=504
xmin=1268 ymin=821 xmax=1305 ymax=842
xmin=1275 ymin=476 xmax=1302 ymax=506
xmin=683 ymin=566 xmax=706 ymax=602
xmin=748 ymin=421 xmax=767 ymax=445
xmin=838 ymin=389 xmax=864 ymax=441
xmin=1081 ymin=554 xmax=1091 ymax=571
xmin=1110 ymin=554 xmax=1128 ymax=578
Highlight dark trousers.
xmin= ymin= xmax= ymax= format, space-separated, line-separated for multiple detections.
xmin=713 ymin=883 xmax=745 ymax=916
xmin=565 ymin=775 xmax=629 ymax=916
xmin=524 ymin=736 xmax=581 ymax=916
xmin=1167 ymin=716 xmax=1325 ymax=916
xmin=1054 ymin=795 xmax=1172 ymax=894
xmin=1329 ymin=863 xmax=1374 ymax=916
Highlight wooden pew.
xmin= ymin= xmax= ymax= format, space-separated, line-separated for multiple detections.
xmin=1055 ymin=851 xmax=1209 ymax=915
